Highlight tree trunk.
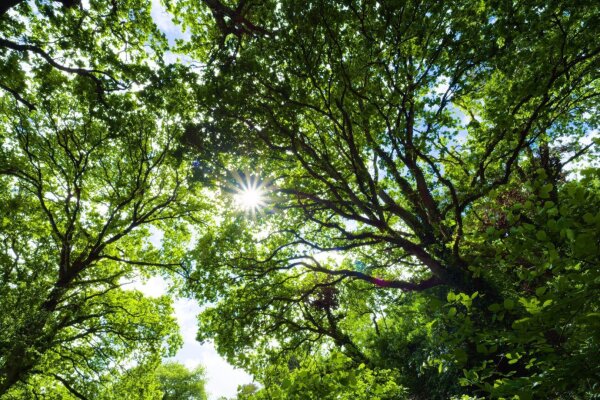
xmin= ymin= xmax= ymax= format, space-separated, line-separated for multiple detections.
xmin=0 ymin=286 xmax=66 ymax=396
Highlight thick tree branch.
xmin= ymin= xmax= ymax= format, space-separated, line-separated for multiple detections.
xmin=203 ymin=0 xmax=268 ymax=39
xmin=0 ymin=81 xmax=35 ymax=111
xmin=297 ymin=258 xmax=442 ymax=291
xmin=0 ymin=37 xmax=119 ymax=94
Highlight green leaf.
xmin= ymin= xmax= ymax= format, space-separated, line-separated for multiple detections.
xmin=535 ymin=230 xmax=547 ymax=241
xmin=539 ymin=184 xmax=553 ymax=199
xmin=489 ymin=303 xmax=502 ymax=312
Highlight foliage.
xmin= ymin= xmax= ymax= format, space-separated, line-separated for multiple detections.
xmin=11 ymin=361 xmax=209 ymax=399
xmin=99 ymin=362 xmax=165 ymax=400
xmin=0 ymin=0 xmax=214 ymax=395
xmin=235 ymin=384 xmax=259 ymax=400
xmin=178 ymin=0 xmax=600 ymax=398
xmin=0 ymin=32 xmax=202 ymax=400
xmin=0 ymin=0 xmax=166 ymax=112
xmin=453 ymin=172 xmax=600 ymax=398
xmin=155 ymin=362 xmax=207 ymax=400
xmin=251 ymin=351 xmax=405 ymax=400
xmin=1 ymin=0 xmax=599 ymax=399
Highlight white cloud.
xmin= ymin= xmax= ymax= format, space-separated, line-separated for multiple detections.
xmin=133 ymin=278 xmax=254 ymax=399
xmin=132 ymin=275 xmax=169 ymax=297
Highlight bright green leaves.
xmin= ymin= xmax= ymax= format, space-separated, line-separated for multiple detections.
xmin=515 ymin=297 xmax=552 ymax=316
xmin=251 ymin=351 xmax=406 ymax=400
xmin=0 ymin=31 xmax=205 ymax=393
xmin=0 ymin=0 xmax=169 ymax=113
xmin=155 ymin=362 xmax=208 ymax=400
xmin=458 ymin=173 xmax=600 ymax=398
xmin=2 ymin=0 xmax=598 ymax=399
xmin=173 ymin=1 xmax=600 ymax=399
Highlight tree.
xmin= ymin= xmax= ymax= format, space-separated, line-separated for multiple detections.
xmin=236 ymin=383 xmax=259 ymax=400
xmin=188 ymin=0 xmax=599 ymax=292
xmin=0 ymin=64 xmax=204 ymax=396
xmin=0 ymin=0 xmax=165 ymax=111
xmin=93 ymin=361 xmax=207 ymax=400
xmin=177 ymin=0 xmax=600 ymax=397
xmin=155 ymin=362 xmax=207 ymax=400
xmin=0 ymin=0 xmax=211 ymax=395
xmin=99 ymin=362 xmax=165 ymax=400
xmin=246 ymin=351 xmax=405 ymax=400
xmin=2 ymin=0 xmax=599 ymax=398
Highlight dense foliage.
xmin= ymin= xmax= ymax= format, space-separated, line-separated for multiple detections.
xmin=0 ymin=0 xmax=203 ymax=397
xmin=183 ymin=0 xmax=600 ymax=398
xmin=1 ymin=0 xmax=599 ymax=399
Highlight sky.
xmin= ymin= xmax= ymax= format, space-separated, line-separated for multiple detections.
xmin=150 ymin=0 xmax=188 ymax=42
xmin=134 ymin=276 xmax=254 ymax=400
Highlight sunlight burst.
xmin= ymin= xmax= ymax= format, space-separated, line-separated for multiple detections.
xmin=232 ymin=172 xmax=268 ymax=214
xmin=235 ymin=186 xmax=265 ymax=211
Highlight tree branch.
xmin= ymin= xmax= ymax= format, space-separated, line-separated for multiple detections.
xmin=0 ymin=81 xmax=35 ymax=111
xmin=298 ymin=258 xmax=442 ymax=291
xmin=1 ymin=0 xmax=80 ymax=16
xmin=0 ymin=37 xmax=119 ymax=94
xmin=52 ymin=374 xmax=90 ymax=400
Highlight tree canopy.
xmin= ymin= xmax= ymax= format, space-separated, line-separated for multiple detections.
xmin=0 ymin=0 xmax=202 ymax=396
xmin=184 ymin=0 xmax=600 ymax=398
xmin=1 ymin=0 xmax=599 ymax=399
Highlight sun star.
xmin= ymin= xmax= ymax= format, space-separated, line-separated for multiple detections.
xmin=233 ymin=175 xmax=266 ymax=214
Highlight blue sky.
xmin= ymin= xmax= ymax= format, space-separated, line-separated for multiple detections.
xmin=134 ymin=276 xmax=253 ymax=400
